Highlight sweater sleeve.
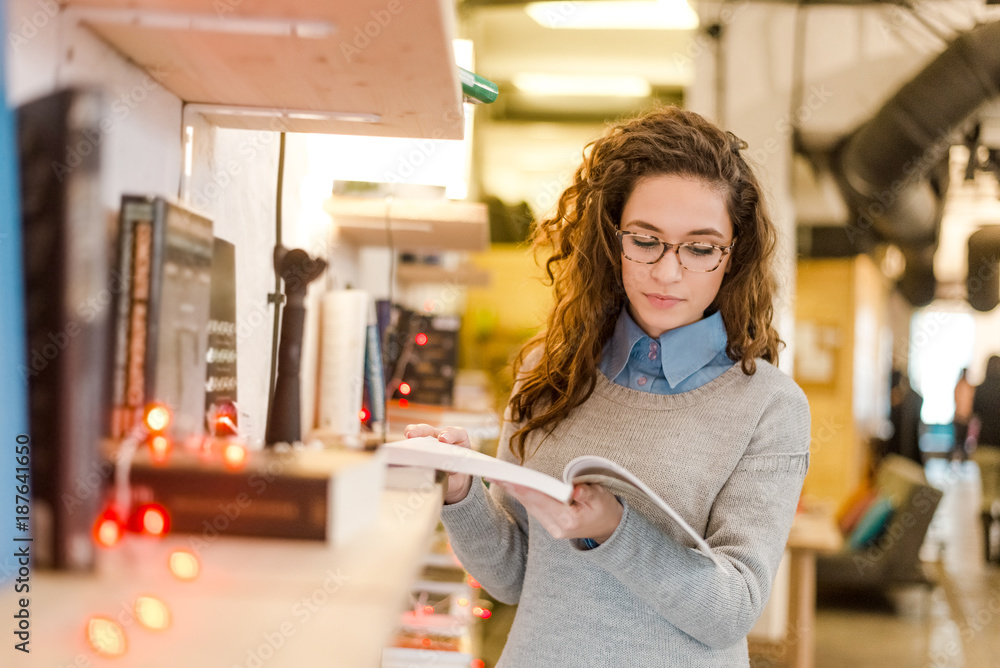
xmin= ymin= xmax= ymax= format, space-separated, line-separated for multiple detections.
xmin=577 ymin=381 xmax=811 ymax=648
xmin=438 ymin=450 xmax=530 ymax=603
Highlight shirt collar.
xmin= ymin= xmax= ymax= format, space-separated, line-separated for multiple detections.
xmin=600 ymin=306 xmax=730 ymax=388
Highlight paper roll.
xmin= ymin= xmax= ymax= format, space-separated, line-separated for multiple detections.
xmin=317 ymin=289 xmax=370 ymax=446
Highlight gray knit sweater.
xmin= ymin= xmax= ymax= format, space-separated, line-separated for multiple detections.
xmin=440 ymin=359 xmax=810 ymax=667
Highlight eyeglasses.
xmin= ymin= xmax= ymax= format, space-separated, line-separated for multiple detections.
xmin=616 ymin=230 xmax=734 ymax=273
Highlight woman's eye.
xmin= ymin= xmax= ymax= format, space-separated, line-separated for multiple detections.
xmin=685 ymin=245 xmax=715 ymax=256
xmin=632 ymin=238 xmax=660 ymax=249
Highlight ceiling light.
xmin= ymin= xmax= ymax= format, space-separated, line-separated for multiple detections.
xmin=513 ymin=73 xmax=652 ymax=98
xmin=526 ymin=0 xmax=698 ymax=30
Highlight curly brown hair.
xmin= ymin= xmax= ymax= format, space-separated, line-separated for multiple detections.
xmin=507 ymin=105 xmax=782 ymax=463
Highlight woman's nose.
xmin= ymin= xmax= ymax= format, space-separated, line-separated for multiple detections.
xmin=651 ymin=247 xmax=684 ymax=281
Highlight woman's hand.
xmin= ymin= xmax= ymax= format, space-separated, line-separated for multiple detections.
xmin=493 ymin=481 xmax=623 ymax=544
xmin=403 ymin=423 xmax=474 ymax=504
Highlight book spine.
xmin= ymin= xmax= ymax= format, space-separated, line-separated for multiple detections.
xmin=143 ymin=198 xmax=168 ymax=404
xmin=124 ymin=218 xmax=153 ymax=435
xmin=110 ymin=196 xmax=146 ymax=437
xmin=364 ymin=302 xmax=386 ymax=428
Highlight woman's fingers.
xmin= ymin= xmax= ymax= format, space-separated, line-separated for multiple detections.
xmin=403 ymin=424 xmax=471 ymax=449
xmin=437 ymin=426 xmax=471 ymax=448
xmin=403 ymin=423 xmax=437 ymax=438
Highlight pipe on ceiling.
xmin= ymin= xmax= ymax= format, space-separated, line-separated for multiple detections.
xmin=833 ymin=20 xmax=1000 ymax=307
xmin=967 ymin=227 xmax=1000 ymax=312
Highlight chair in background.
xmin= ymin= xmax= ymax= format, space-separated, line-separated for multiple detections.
xmin=817 ymin=454 xmax=943 ymax=594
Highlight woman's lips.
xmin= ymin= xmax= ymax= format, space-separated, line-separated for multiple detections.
xmin=646 ymin=294 xmax=683 ymax=308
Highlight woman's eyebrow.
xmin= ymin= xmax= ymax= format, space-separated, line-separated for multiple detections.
xmin=623 ymin=220 xmax=725 ymax=239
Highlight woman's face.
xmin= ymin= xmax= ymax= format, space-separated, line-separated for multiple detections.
xmin=618 ymin=174 xmax=734 ymax=338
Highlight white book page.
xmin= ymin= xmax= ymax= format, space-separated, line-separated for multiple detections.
xmin=563 ymin=455 xmax=725 ymax=570
xmin=381 ymin=437 xmax=574 ymax=502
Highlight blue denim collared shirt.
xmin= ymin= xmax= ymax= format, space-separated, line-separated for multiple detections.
xmin=597 ymin=307 xmax=734 ymax=394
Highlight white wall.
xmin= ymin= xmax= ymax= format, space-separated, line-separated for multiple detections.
xmin=6 ymin=0 xmax=318 ymax=446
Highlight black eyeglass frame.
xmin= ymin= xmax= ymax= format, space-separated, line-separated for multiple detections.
xmin=615 ymin=230 xmax=735 ymax=273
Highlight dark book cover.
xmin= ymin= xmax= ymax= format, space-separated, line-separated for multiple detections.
xmin=18 ymin=88 xmax=108 ymax=571
xmin=112 ymin=196 xmax=213 ymax=439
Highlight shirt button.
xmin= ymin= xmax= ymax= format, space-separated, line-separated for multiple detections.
xmin=648 ymin=351 xmax=657 ymax=361
xmin=637 ymin=376 xmax=647 ymax=386
xmin=649 ymin=341 xmax=659 ymax=352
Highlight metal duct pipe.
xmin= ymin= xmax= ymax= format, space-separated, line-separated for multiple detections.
xmin=834 ymin=20 xmax=1000 ymax=306
xmin=967 ymin=227 xmax=1000 ymax=312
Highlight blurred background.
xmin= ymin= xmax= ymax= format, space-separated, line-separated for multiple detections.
xmin=3 ymin=0 xmax=1000 ymax=666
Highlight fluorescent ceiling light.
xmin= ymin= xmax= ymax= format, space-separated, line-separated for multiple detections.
xmin=526 ymin=0 xmax=698 ymax=30
xmin=513 ymin=73 xmax=651 ymax=97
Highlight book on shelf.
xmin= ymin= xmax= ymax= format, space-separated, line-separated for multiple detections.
xmin=18 ymin=88 xmax=108 ymax=571
xmin=110 ymin=195 xmax=214 ymax=439
xmin=381 ymin=436 xmax=724 ymax=569
xmin=205 ymin=238 xmax=237 ymax=412
xmin=128 ymin=445 xmax=384 ymax=545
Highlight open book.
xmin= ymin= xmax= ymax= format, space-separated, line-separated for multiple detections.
xmin=381 ymin=436 xmax=724 ymax=569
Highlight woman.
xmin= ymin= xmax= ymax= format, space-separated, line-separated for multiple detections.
xmin=405 ymin=106 xmax=810 ymax=667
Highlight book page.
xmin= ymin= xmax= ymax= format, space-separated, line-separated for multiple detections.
xmin=563 ymin=456 xmax=724 ymax=569
xmin=381 ymin=437 xmax=574 ymax=503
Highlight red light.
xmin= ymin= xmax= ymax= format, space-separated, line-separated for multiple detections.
xmin=399 ymin=399 xmax=409 ymax=408
xmin=138 ymin=504 xmax=169 ymax=536
xmin=421 ymin=638 xmax=432 ymax=648
xmin=223 ymin=443 xmax=247 ymax=469
xmin=480 ymin=609 xmax=492 ymax=619
xmin=423 ymin=605 xmax=434 ymax=615
xmin=415 ymin=333 xmax=428 ymax=346
xmin=399 ymin=382 xmax=411 ymax=396
xmin=471 ymin=661 xmax=485 ymax=668
xmin=144 ymin=404 xmax=171 ymax=432
xmin=359 ymin=407 xmax=370 ymax=422
xmin=216 ymin=415 xmax=237 ymax=435
xmin=149 ymin=435 xmax=170 ymax=463
xmin=467 ymin=575 xmax=481 ymax=588
xmin=93 ymin=509 xmax=123 ymax=548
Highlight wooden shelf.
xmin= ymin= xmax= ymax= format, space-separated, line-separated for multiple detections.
xmin=66 ymin=0 xmax=464 ymax=138
xmin=24 ymin=487 xmax=443 ymax=667
xmin=396 ymin=262 xmax=490 ymax=286
xmin=326 ymin=196 xmax=489 ymax=251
